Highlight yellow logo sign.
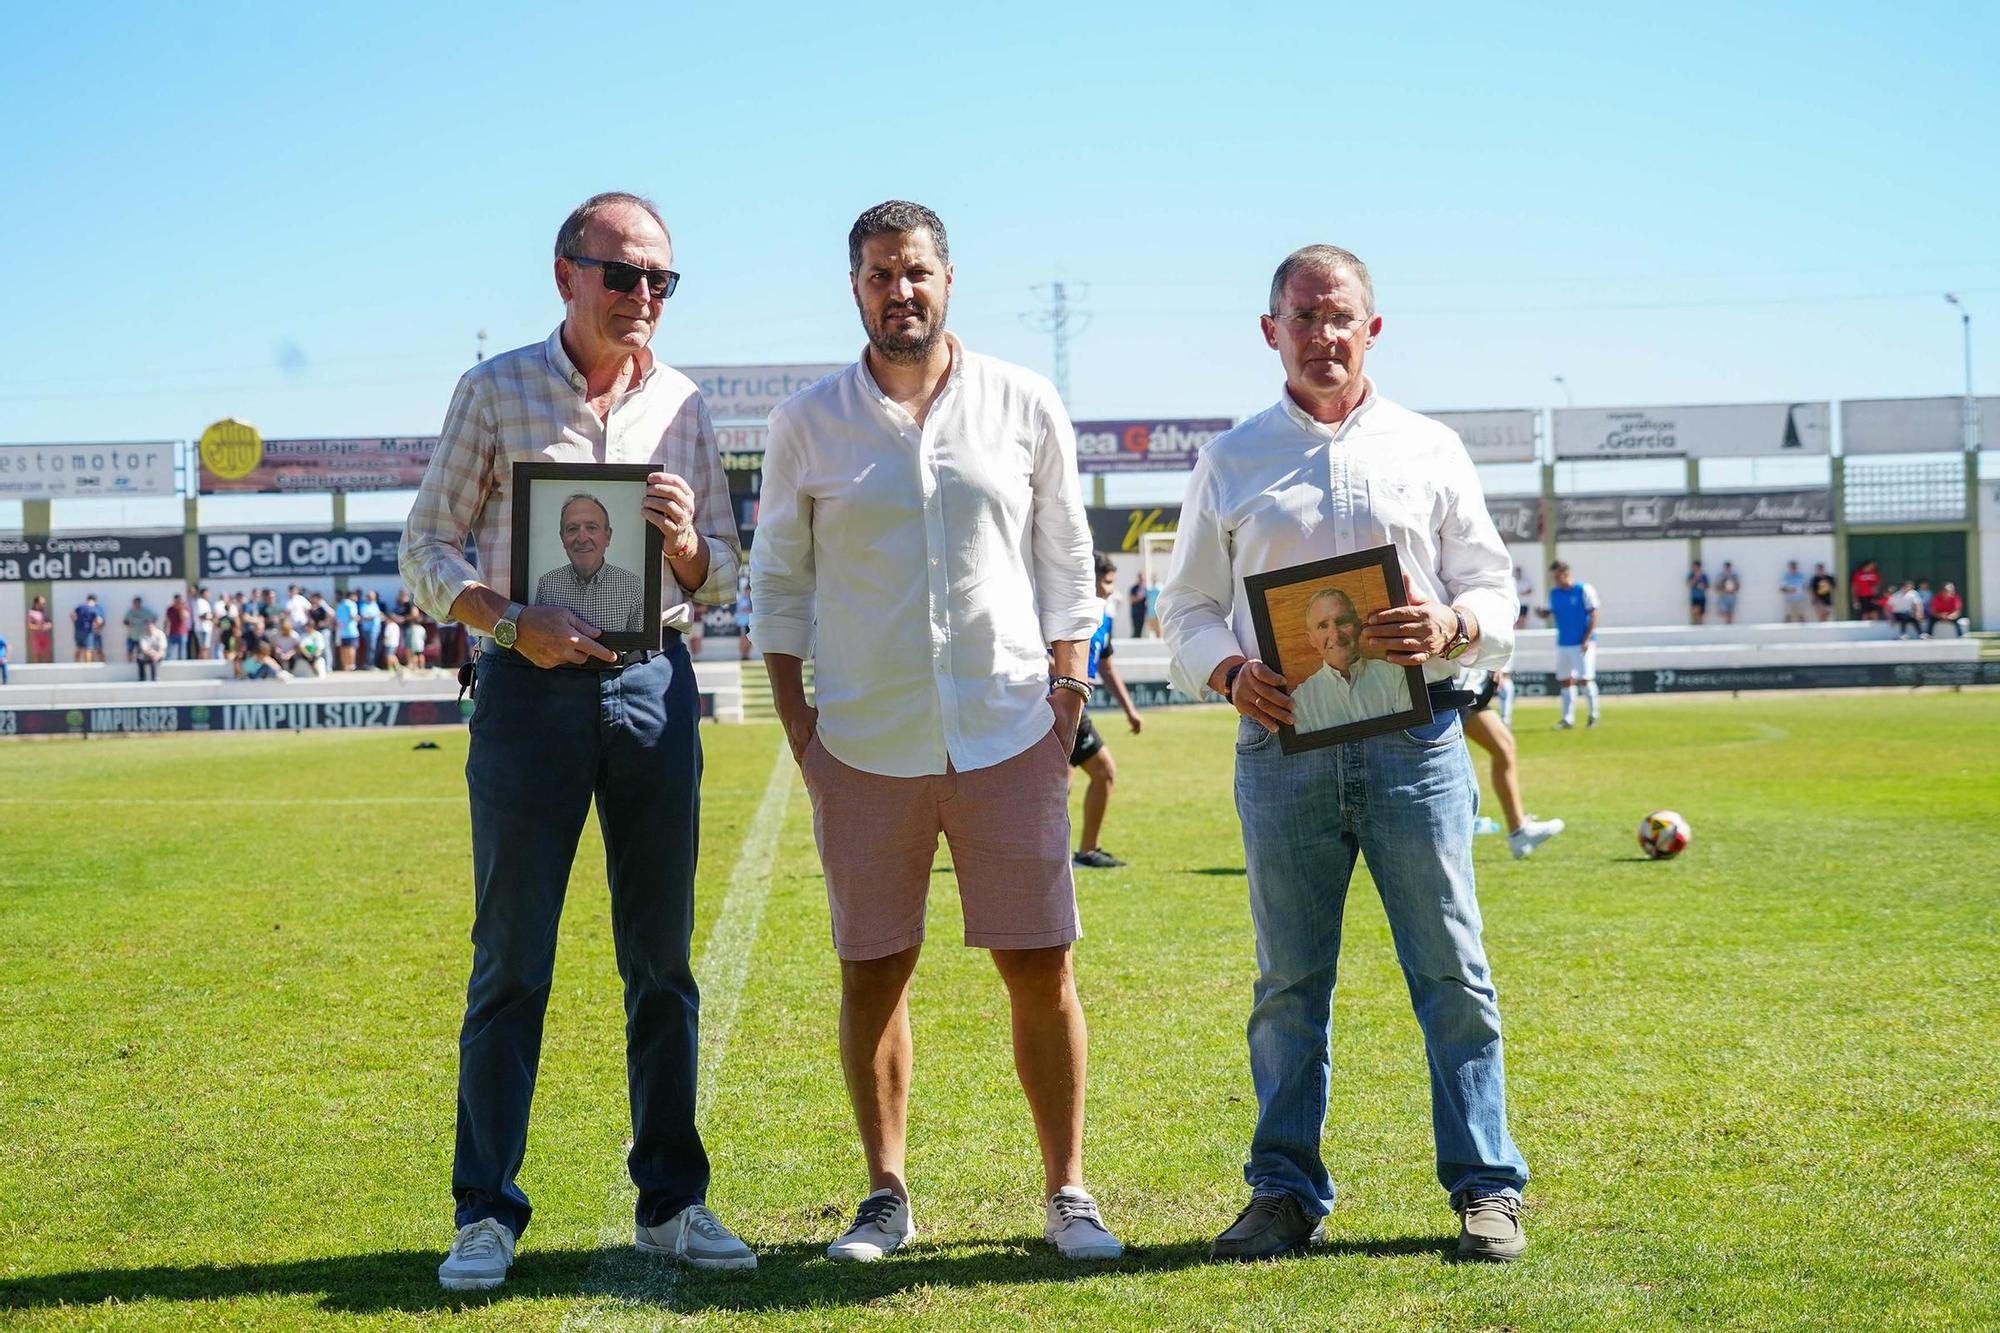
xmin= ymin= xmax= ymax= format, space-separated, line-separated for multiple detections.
xmin=199 ymin=419 xmax=264 ymax=481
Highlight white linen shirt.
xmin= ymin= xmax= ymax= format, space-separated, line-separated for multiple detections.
xmin=750 ymin=337 xmax=1100 ymax=778
xmin=1160 ymin=382 xmax=1515 ymax=700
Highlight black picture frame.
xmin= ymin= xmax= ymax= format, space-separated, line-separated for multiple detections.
xmin=1242 ymin=543 xmax=1433 ymax=755
xmin=508 ymin=461 xmax=664 ymax=651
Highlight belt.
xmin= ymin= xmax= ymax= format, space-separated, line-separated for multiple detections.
xmin=1426 ymin=681 xmax=1477 ymax=712
xmin=561 ymin=627 xmax=683 ymax=671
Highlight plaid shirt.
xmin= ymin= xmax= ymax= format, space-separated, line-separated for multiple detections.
xmin=400 ymin=326 xmax=741 ymax=632
xmin=533 ymin=560 xmax=646 ymax=634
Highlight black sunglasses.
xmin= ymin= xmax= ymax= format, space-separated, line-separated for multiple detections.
xmin=565 ymin=255 xmax=680 ymax=299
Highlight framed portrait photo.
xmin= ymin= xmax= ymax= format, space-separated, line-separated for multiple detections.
xmin=509 ymin=461 xmax=664 ymax=652
xmin=1243 ymin=543 xmax=1433 ymax=755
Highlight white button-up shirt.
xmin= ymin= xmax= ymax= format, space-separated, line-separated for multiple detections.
xmin=750 ymin=336 xmax=1100 ymax=778
xmin=1160 ymin=382 xmax=1515 ymax=700
xmin=400 ymin=327 xmax=740 ymax=632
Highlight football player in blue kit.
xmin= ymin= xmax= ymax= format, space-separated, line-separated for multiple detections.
xmin=1070 ymin=552 xmax=1144 ymax=868
xmin=1547 ymin=561 xmax=1600 ymax=729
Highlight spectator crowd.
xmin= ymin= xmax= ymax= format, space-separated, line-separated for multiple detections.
xmin=33 ymin=584 xmax=472 ymax=682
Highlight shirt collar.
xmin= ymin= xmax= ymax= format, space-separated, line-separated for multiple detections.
xmin=545 ymin=325 xmax=656 ymax=397
xmin=856 ymin=331 xmax=964 ymax=409
xmin=1280 ymin=377 xmax=1377 ymax=440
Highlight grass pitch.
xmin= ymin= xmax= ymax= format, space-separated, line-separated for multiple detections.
xmin=1 ymin=693 xmax=1996 ymax=1330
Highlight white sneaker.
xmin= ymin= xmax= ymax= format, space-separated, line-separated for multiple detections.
xmin=1045 ymin=1186 xmax=1123 ymax=1260
xmin=1553 ymin=719 xmax=1574 ymax=731
xmin=438 ymin=1217 xmax=515 ymax=1291
xmin=827 ymin=1188 xmax=916 ymax=1262
xmin=635 ymin=1203 xmax=757 ymax=1271
xmin=1509 ymin=817 xmax=1566 ymax=860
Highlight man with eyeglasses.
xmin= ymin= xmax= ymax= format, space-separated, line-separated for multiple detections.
xmin=750 ymin=199 xmax=1122 ymax=1265
xmin=401 ymin=190 xmax=752 ymax=1291
xmin=1159 ymin=244 xmax=1530 ymax=1264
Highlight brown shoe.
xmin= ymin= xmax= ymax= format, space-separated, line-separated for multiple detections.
xmin=1453 ymin=1191 xmax=1526 ymax=1262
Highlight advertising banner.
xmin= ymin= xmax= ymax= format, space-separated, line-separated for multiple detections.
xmin=1086 ymin=505 xmax=1181 ymax=553
xmin=0 ymin=533 xmax=185 ymax=582
xmin=715 ymin=423 xmax=769 ymax=473
xmin=1074 ymin=419 xmax=1232 ymax=474
xmin=682 ymin=365 xmax=845 ymax=422
xmin=1484 ymin=496 xmax=1544 ymax=544
xmin=1554 ymin=489 xmax=1833 ymax=541
xmin=1554 ymin=402 xmax=1830 ymax=459
xmin=1839 ymin=396 xmax=1998 ymax=454
xmin=199 ymin=530 xmax=404 ymax=580
xmin=199 ymin=436 xmax=439 ymax=493
xmin=0 ymin=692 xmax=716 ymax=737
xmin=1510 ymin=661 xmax=2000 ymax=697
xmin=0 ymin=441 xmax=179 ymax=499
xmin=1429 ymin=410 xmax=1539 ymax=464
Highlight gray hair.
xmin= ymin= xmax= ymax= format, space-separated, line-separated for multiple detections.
xmin=1269 ymin=244 xmax=1374 ymax=316
xmin=1304 ymin=586 xmax=1358 ymax=623
xmin=555 ymin=192 xmax=670 ymax=261
xmin=849 ymin=200 xmax=949 ymax=272
xmin=558 ymin=492 xmax=611 ymax=527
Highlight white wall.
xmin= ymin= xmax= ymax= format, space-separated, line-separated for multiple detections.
xmin=1553 ymin=539 xmax=1691 ymax=626
xmin=1696 ymin=534 xmax=1836 ymax=624
xmin=1505 ymin=543 xmax=1543 ymax=618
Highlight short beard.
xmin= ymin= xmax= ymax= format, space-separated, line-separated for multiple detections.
xmin=860 ymin=296 xmax=949 ymax=365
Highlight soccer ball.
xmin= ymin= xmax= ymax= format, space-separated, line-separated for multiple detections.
xmin=1638 ymin=810 xmax=1692 ymax=860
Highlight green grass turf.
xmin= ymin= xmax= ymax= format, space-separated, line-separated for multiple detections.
xmin=1 ymin=693 xmax=1996 ymax=1330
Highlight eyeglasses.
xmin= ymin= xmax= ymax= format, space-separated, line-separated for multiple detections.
xmin=1280 ymin=309 xmax=1370 ymax=335
xmin=565 ymin=255 xmax=680 ymax=299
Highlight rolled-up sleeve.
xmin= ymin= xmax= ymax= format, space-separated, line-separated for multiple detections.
xmin=400 ymin=371 xmax=494 ymax=623
xmin=1160 ymin=453 xmax=1244 ymax=699
xmin=680 ymin=396 xmax=743 ymax=606
xmin=747 ymin=402 xmax=816 ymax=659
xmin=1029 ymin=397 xmax=1100 ymax=644
xmin=1438 ymin=446 xmax=1516 ymax=670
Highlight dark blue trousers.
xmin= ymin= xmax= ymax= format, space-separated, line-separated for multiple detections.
xmin=453 ymin=645 xmax=709 ymax=1237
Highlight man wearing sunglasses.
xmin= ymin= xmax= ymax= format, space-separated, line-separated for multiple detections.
xmin=402 ymin=191 xmax=752 ymax=1290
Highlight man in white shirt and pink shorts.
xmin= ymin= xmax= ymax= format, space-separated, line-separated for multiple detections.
xmin=751 ymin=200 xmax=1124 ymax=1266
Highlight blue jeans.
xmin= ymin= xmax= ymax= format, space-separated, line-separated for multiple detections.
xmin=454 ymin=646 xmax=709 ymax=1237
xmin=1233 ymin=710 xmax=1528 ymax=1215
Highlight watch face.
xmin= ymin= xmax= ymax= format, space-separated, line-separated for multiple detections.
xmin=494 ymin=620 xmax=517 ymax=649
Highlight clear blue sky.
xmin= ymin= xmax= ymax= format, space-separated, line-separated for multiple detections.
xmin=2 ymin=0 xmax=1993 ymax=459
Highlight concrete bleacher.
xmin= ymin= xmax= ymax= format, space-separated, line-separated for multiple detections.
xmin=1088 ymin=620 xmax=1980 ymax=682
xmin=0 ymin=658 xmax=750 ymax=721
xmin=0 ymin=622 xmax=1984 ymax=726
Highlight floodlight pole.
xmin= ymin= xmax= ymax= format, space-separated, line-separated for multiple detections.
xmin=1943 ymin=295 xmax=1975 ymax=452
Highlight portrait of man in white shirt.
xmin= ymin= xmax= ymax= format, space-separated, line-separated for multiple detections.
xmin=1289 ymin=585 xmax=1410 ymax=732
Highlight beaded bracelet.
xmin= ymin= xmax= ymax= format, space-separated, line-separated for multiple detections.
xmin=1049 ymin=675 xmax=1093 ymax=700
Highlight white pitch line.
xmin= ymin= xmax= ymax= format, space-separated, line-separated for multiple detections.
xmin=561 ymin=740 xmax=795 ymax=1330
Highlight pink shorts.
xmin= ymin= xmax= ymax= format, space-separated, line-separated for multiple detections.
xmin=801 ymin=727 xmax=1081 ymax=961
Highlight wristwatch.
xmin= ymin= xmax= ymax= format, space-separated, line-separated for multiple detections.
xmin=493 ymin=602 xmax=526 ymax=650
xmin=1442 ymin=609 xmax=1472 ymax=661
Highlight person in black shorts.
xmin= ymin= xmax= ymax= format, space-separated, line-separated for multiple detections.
xmin=1072 ymin=553 xmax=1144 ymax=869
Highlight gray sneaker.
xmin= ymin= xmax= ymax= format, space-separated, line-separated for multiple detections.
xmin=826 ymin=1188 xmax=916 ymax=1262
xmin=438 ymin=1217 xmax=515 ymax=1291
xmin=1454 ymin=1192 xmax=1526 ymax=1262
xmin=1045 ymin=1186 xmax=1123 ymax=1260
xmin=635 ymin=1203 xmax=758 ymax=1271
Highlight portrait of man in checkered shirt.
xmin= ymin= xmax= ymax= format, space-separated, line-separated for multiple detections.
xmin=533 ymin=490 xmax=645 ymax=634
